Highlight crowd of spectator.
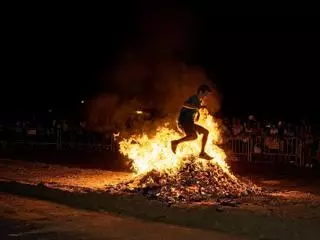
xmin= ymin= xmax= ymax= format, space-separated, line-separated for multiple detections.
xmin=218 ymin=115 xmax=315 ymax=140
xmin=0 ymin=113 xmax=319 ymax=163
xmin=0 ymin=115 xmax=113 ymax=150
xmin=219 ymin=115 xmax=320 ymax=165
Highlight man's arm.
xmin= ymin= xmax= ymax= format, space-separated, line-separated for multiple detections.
xmin=182 ymin=102 xmax=201 ymax=109
xmin=183 ymin=103 xmax=207 ymax=110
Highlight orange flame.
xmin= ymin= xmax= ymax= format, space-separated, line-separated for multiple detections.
xmin=119 ymin=109 xmax=235 ymax=178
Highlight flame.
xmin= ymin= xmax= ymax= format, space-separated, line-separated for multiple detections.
xmin=119 ymin=109 xmax=233 ymax=177
xmin=135 ymin=110 xmax=144 ymax=115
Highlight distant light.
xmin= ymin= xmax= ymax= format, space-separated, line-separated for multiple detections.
xmin=113 ymin=132 xmax=120 ymax=138
xmin=48 ymin=109 xmax=52 ymax=113
xmin=81 ymin=100 xmax=85 ymax=104
xmin=136 ymin=110 xmax=143 ymax=114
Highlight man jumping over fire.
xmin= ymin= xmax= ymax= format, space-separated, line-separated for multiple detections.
xmin=171 ymin=84 xmax=213 ymax=160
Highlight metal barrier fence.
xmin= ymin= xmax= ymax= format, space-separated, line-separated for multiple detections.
xmin=2 ymin=128 xmax=319 ymax=167
xmin=57 ymin=130 xmax=115 ymax=151
xmin=225 ymin=136 xmax=310 ymax=166
xmin=1 ymin=128 xmax=115 ymax=152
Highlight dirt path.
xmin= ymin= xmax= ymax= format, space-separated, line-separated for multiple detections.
xmin=0 ymin=193 xmax=243 ymax=240
xmin=1 ymin=159 xmax=320 ymax=239
xmin=0 ymin=158 xmax=132 ymax=190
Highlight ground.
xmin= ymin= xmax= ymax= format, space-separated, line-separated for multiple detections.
xmin=1 ymin=158 xmax=320 ymax=239
xmin=1 ymin=193 xmax=244 ymax=240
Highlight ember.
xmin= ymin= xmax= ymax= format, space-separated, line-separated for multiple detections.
xmin=106 ymin=159 xmax=259 ymax=203
xmin=108 ymin=109 xmax=260 ymax=203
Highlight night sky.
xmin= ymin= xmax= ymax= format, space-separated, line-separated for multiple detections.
xmin=2 ymin=3 xmax=319 ymax=123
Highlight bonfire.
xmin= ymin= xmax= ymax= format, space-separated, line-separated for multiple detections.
xmin=106 ymin=109 xmax=260 ymax=203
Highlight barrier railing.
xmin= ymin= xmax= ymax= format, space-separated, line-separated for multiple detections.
xmin=58 ymin=130 xmax=115 ymax=151
xmin=1 ymin=127 xmax=318 ymax=167
xmin=225 ymin=135 xmax=305 ymax=166
xmin=225 ymin=137 xmax=251 ymax=162
xmin=1 ymin=128 xmax=115 ymax=152
xmin=308 ymin=137 xmax=320 ymax=166
xmin=6 ymin=128 xmax=58 ymax=148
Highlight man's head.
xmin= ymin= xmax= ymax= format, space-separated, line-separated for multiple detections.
xmin=197 ymin=84 xmax=212 ymax=99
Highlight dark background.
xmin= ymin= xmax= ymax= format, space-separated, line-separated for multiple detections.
xmin=2 ymin=2 xmax=319 ymax=123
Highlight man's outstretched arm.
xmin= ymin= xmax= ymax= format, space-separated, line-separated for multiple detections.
xmin=183 ymin=103 xmax=208 ymax=110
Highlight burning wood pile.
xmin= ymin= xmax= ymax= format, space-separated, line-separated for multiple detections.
xmin=106 ymin=158 xmax=259 ymax=203
xmin=106 ymin=109 xmax=260 ymax=203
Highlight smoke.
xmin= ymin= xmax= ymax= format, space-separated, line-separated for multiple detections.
xmin=87 ymin=2 xmax=221 ymax=134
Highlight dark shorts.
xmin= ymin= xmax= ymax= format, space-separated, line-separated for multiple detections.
xmin=178 ymin=121 xmax=196 ymax=135
xmin=178 ymin=120 xmax=209 ymax=136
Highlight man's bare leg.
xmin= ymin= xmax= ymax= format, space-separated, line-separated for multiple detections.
xmin=194 ymin=124 xmax=212 ymax=160
xmin=171 ymin=134 xmax=197 ymax=153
